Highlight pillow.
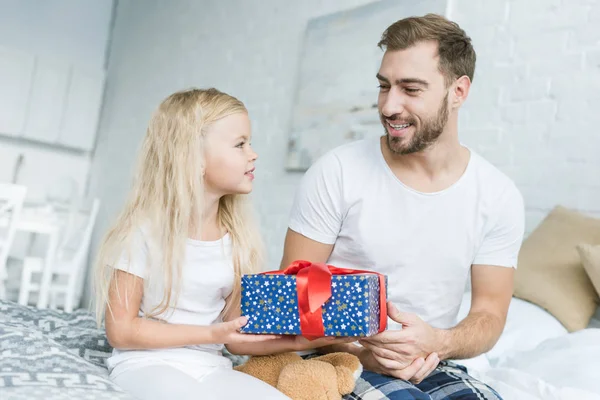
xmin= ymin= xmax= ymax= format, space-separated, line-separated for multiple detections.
xmin=577 ymin=243 xmax=600 ymax=296
xmin=456 ymin=293 xmax=567 ymax=367
xmin=513 ymin=206 xmax=600 ymax=332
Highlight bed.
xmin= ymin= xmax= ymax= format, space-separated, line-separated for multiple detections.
xmin=2 ymin=297 xmax=600 ymax=400
xmin=453 ymin=293 xmax=600 ymax=400
xmin=0 ymin=299 xmax=246 ymax=400
xmin=0 ymin=300 xmax=134 ymax=400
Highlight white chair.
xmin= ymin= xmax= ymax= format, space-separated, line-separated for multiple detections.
xmin=18 ymin=197 xmax=100 ymax=312
xmin=0 ymin=183 xmax=27 ymax=300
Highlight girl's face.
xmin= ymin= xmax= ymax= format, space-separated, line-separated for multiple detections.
xmin=203 ymin=112 xmax=258 ymax=196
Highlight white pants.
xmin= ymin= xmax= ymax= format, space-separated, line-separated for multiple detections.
xmin=112 ymin=364 xmax=289 ymax=400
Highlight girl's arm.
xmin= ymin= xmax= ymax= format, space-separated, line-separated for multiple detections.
xmin=105 ymin=270 xmax=278 ymax=349
xmin=223 ymin=305 xmax=355 ymax=356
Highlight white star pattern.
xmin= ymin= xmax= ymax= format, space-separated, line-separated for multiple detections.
xmin=239 ymin=274 xmax=387 ymax=337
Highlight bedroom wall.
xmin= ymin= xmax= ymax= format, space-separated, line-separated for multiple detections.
xmin=0 ymin=0 xmax=114 ymax=201
xmin=0 ymin=0 xmax=113 ymax=68
xmin=84 ymin=0 xmax=600 ymax=305
xmin=451 ymin=0 xmax=600 ymax=232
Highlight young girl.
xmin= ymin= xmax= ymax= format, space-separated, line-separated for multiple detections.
xmin=94 ymin=88 xmax=349 ymax=400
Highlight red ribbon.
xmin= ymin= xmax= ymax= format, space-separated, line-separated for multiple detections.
xmin=261 ymin=260 xmax=387 ymax=339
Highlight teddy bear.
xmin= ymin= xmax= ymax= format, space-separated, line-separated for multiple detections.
xmin=234 ymin=351 xmax=363 ymax=400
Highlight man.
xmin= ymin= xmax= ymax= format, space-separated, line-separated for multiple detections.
xmin=280 ymin=13 xmax=524 ymax=400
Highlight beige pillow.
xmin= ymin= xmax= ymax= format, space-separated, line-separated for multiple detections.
xmin=577 ymin=244 xmax=600 ymax=297
xmin=514 ymin=206 xmax=600 ymax=332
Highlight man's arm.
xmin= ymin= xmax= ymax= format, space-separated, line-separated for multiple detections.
xmin=436 ymin=264 xmax=513 ymax=360
xmin=279 ymin=228 xmax=334 ymax=269
xmin=360 ymin=264 xmax=513 ymax=363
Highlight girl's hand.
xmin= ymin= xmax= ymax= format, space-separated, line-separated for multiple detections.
xmin=213 ymin=316 xmax=282 ymax=344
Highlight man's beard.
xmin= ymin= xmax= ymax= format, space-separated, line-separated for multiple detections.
xmin=383 ymin=95 xmax=449 ymax=155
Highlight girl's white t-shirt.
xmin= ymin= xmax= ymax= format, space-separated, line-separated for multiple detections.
xmin=106 ymin=231 xmax=235 ymax=377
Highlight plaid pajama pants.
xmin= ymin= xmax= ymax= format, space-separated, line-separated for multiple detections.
xmin=343 ymin=361 xmax=502 ymax=400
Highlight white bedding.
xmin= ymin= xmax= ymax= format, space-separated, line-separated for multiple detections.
xmin=455 ymin=294 xmax=600 ymax=399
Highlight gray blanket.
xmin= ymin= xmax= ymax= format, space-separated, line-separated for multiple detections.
xmin=0 ymin=300 xmax=134 ymax=400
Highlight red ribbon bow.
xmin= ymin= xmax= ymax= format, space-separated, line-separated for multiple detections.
xmin=262 ymin=260 xmax=388 ymax=339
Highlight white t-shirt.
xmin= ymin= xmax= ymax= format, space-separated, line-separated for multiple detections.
xmin=106 ymin=230 xmax=235 ymax=377
xmin=289 ymin=137 xmax=525 ymax=329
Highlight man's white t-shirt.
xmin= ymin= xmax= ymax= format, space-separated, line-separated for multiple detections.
xmin=289 ymin=137 xmax=525 ymax=329
xmin=106 ymin=230 xmax=235 ymax=378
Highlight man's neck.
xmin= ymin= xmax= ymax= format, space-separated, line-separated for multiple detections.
xmin=380 ymin=134 xmax=470 ymax=193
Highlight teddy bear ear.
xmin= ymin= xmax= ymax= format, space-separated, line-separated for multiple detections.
xmin=335 ymin=365 xmax=358 ymax=395
xmin=313 ymin=353 xmax=362 ymax=396
xmin=312 ymin=353 xmax=362 ymax=374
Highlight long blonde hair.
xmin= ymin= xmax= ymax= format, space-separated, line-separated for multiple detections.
xmin=94 ymin=88 xmax=264 ymax=326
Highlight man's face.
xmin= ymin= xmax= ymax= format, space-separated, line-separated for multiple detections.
xmin=377 ymin=41 xmax=451 ymax=155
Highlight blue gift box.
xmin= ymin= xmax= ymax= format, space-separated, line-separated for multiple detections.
xmin=239 ymin=272 xmax=387 ymax=337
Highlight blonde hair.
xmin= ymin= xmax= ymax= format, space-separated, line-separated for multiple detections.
xmin=378 ymin=13 xmax=476 ymax=85
xmin=94 ymin=87 xmax=264 ymax=326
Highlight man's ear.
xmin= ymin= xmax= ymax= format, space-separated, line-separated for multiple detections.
xmin=450 ymin=75 xmax=471 ymax=109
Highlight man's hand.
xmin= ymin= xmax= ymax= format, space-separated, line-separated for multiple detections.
xmin=358 ymin=346 xmax=439 ymax=384
xmin=359 ymin=302 xmax=445 ymax=369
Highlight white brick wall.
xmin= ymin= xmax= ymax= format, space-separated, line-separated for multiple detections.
xmin=88 ymin=0 xmax=600 ymax=296
xmin=454 ymin=0 xmax=600 ymax=233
